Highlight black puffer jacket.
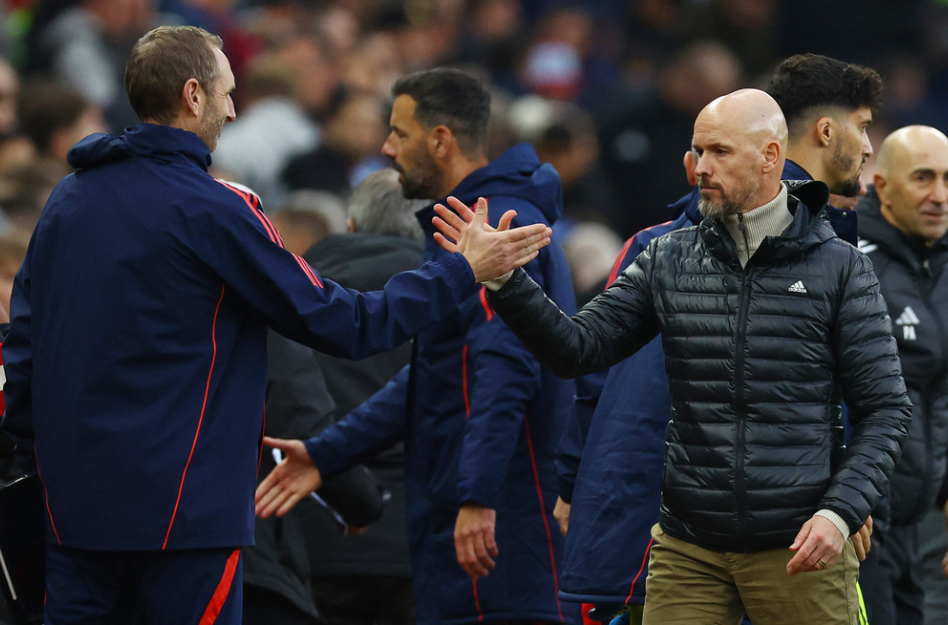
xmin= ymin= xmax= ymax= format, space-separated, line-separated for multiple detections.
xmin=488 ymin=181 xmax=911 ymax=553
xmin=857 ymin=187 xmax=948 ymax=527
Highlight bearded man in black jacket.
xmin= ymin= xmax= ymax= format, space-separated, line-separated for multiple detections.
xmin=433 ymin=88 xmax=911 ymax=625
xmin=854 ymin=125 xmax=948 ymax=625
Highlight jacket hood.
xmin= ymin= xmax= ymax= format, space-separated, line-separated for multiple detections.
xmin=856 ymin=184 xmax=948 ymax=269
xmin=442 ymin=143 xmax=564 ymax=224
xmin=702 ymin=179 xmax=835 ymax=266
xmin=67 ymin=123 xmax=212 ymax=171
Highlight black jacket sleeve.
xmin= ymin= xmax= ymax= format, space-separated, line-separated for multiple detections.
xmin=485 ymin=249 xmax=661 ymax=379
xmin=823 ymin=252 xmax=912 ymax=533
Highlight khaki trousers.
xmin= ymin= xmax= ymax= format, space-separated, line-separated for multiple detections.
xmin=642 ymin=523 xmax=860 ymax=625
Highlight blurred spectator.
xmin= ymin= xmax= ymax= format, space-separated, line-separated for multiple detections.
xmin=343 ymin=31 xmax=406 ymax=97
xmin=561 ymin=221 xmax=623 ymax=307
xmin=278 ymin=34 xmax=343 ymax=122
xmin=213 ymin=51 xmax=320 ymax=208
xmin=453 ymin=0 xmax=525 ymax=93
xmin=278 ymin=189 xmax=348 ymax=234
xmin=282 ymin=89 xmax=388 ymax=196
xmin=0 ymin=161 xmax=64 ymax=236
xmin=529 ymin=99 xmax=617 ymax=225
xmin=300 ymin=168 xmax=425 ymax=625
xmin=0 ymin=57 xmax=19 ymax=140
xmin=30 ymin=0 xmax=155 ymax=131
xmin=678 ymin=0 xmax=778 ymax=79
xmin=0 ymin=232 xmax=27 ymax=315
xmin=271 ymin=206 xmax=333 ymax=257
xmin=596 ymin=40 xmax=741 ymax=237
xmin=18 ymin=80 xmax=106 ymax=174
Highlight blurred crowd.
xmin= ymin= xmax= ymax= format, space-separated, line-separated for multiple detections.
xmin=0 ymin=0 xmax=947 ymax=312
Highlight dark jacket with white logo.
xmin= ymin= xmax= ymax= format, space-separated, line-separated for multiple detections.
xmin=488 ymin=180 xmax=911 ymax=552
xmin=857 ymin=187 xmax=948 ymax=526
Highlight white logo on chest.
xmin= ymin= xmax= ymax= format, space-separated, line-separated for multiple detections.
xmin=895 ymin=306 xmax=920 ymax=341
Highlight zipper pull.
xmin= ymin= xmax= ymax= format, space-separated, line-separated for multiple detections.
xmin=738 ymin=213 xmax=746 ymax=231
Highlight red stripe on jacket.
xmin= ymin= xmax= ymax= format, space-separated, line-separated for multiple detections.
xmin=35 ymin=445 xmax=62 ymax=545
xmin=198 ymin=547 xmax=241 ymax=625
xmin=478 ymin=286 xmax=494 ymax=321
xmin=523 ymin=417 xmax=565 ymax=622
xmin=217 ymin=181 xmax=284 ymax=247
xmin=624 ymin=537 xmax=654 ymax=604
xmin=163 ymin=284 xmax=226 ymax=549
xmin=605 ymin=220 xmax=674 ymax=288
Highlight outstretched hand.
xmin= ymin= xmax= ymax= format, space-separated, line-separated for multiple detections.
xmin=254 ymin=436 xmax=323 ymax=518
xmin=432 ymin=196 xmax=553 ymax=283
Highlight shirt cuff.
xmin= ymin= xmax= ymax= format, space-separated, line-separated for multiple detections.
xmin=814 ymin=509 xmax=850 ymax=539
xmin=484 ymin=270 xmax=513 ymax=291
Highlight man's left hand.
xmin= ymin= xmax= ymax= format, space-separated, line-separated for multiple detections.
xmin=787 ymin=515 xmax=846 ymax=575
xmin=454 ymin=502 xmax=499 ymax=579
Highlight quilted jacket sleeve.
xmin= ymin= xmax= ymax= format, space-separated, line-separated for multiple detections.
xmin=486 ymin=242 xmax=662 ymax=379
xmin=822 ymin=250 xmax=912 ymax=532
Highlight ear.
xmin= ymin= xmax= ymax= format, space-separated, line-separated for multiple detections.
xmin=182 ymin=78 xmax=203 ymax=118
xmin=682 ymin=150 xmax=696 ymax=186
xmin=429 ymin=125 xmax=455 ymax=159
xmin=761 ymin=141 xmax=781 ymax=174
xmin=874 ymin=173 xmax=889 ymax=205
xmin=815 ymin=116 xmax=833 ymax=148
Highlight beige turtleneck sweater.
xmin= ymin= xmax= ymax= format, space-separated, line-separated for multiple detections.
xmin=723 ymin=184 xmax=791 ymax=267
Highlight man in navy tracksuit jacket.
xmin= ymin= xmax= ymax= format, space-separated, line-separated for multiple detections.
xmin=257 ymin=69 xmax=578 ymax=625
xmin=0 ymin=29 xmax=548 ymax=625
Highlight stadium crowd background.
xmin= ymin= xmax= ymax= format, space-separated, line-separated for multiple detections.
xmin=2 ymin=0 xmax=948 ymax=309
xmin=2 ymin=0 xmax=948 ymax=623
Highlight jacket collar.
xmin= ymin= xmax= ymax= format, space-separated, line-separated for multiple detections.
xmin=701 ymin=180 xmax=836 ymax=267
xmin=856 ymin=185 xmax=948 ymax=274
xmin=123 ymin=123 xmax=212 ymax=170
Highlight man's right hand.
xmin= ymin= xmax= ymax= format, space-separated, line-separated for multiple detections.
xmin=432 ymin=196 xmax=552 ymax=283
xmin=554 ymin=496 xmax=570 ymax=537
xmin=254 ymin=436 xmax=322 ymax=518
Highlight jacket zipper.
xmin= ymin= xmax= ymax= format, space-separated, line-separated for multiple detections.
xmin=738 ymin=214 xmax=750 ymax=263
xmin=733 ymin=266 xmax=753 ymax=535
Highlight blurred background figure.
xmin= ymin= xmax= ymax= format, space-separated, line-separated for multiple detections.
xmin=298 ymin=168 xmax=425 ymax=625
xmin=212 ymin=50 xmax=319 ymax=208
xmin=18 ymin=80 xmax=106 ymax=175
xmin=282 ymin=89 xmax=388 ymax=197
xmin=27 ymin=0 xmax=155 ymax=130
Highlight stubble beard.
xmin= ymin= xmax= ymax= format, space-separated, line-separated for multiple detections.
xmin=697 ymin=178 xmax=761 ymax=219
xmin=198 ymin=101 xmax=225 ymax=153
xmin=830 ymin=141 xmax=863 ymax=197
xmin=395 ymin=152 xmax=442 ymax=200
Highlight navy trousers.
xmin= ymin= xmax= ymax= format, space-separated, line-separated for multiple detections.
xmin=44 ymin=544 xmax=242 ymax=625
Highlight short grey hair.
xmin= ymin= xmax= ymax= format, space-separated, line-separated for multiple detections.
xmin=347 ymin=169 xmax=426 ymax=241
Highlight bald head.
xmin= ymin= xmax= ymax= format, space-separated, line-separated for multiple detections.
xmin=692 ymin=89 xmax=788 ymax=218
xmin=874 ymin=125 xmax=948 ymax=245
xmin=702 ymin=89 xmax=788 ymax=150
xmin=876 ymin=126 xmax=948 ymax=178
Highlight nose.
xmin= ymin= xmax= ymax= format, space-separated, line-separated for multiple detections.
xmin=862 ymin=130 xmax=873 ymax=159
xmin=693 ymin=152 xmax=711 ymax=179
xmin=381 ymin=132 xmax=396 ymax=158
xmin=226 ymin=95 xmax=236 ymax=123
xmin=932 ymin=177 xmax=948 ymax=204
